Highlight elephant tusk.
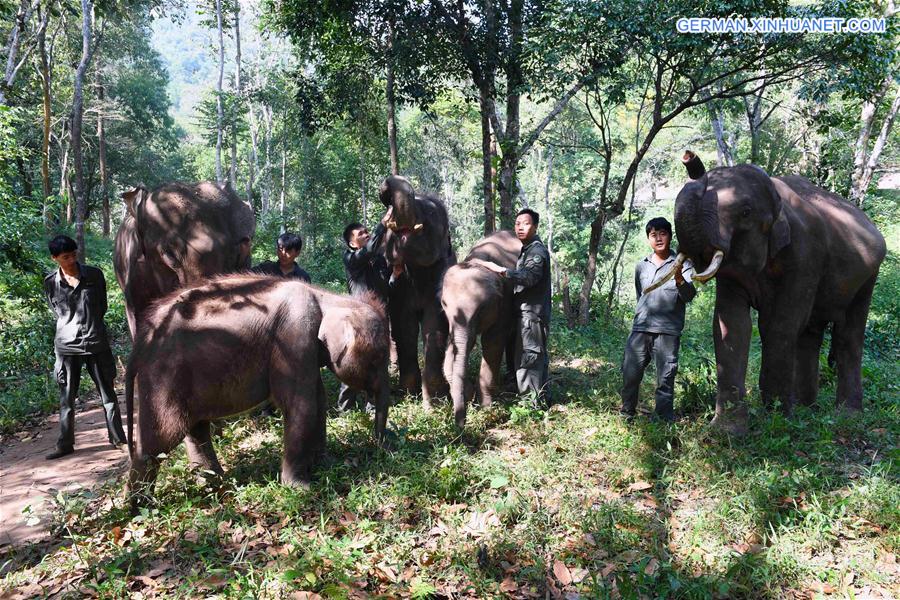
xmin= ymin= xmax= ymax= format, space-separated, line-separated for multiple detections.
xmin=413 ymin=223 xmax=424 ymax=232
xmin=643 ymin=253 xmax=686 ymax=294
xmin=693 ymin=250 xmax=724 ymax=283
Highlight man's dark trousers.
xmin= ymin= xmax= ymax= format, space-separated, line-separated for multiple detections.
xmin=620 ymin=331 xmax=680 ymax=421
xmin=55 ymin=349 xmax=126 ymax=449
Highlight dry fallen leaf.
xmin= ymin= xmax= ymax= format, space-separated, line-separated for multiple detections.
xmin=570 ymin=567 xmax=589 ymax=583
xmin=601 ymin=563 xmax=616 ymax=577
xmin=644 ymin=558 xmax=659 ymax=576
xmin=627 ymin=481 xmax=653 ymax=493
xmin=500 ymin=577 xmax=518 ymax=593
xmin=290 ymin=593 xmax=324 ymax=600
xmin=553 ymin=560 xmax=572 ymax=586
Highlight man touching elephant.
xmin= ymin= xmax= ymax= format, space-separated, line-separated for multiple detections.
xmin=620 ymin=217 xmax=696 ymax=423
xmin=482 ymin=209 xmax=552 ymax=407
xmin=339 ymin=208 xmax=403 ymax=412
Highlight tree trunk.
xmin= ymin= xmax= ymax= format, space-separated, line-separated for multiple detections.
xmin=577 ymin=212 xmax=606 ymax=325
xmin=709 ymin=104 xmax=735 ymax=167
xmin=229 ymin=0 xmax=241 ymax=187
xmin=542 ymin=148 xmax=557 ymax=292
xmin=37 ymin=5 xmax=52 ymax=206
xmin=279 ymin=144 xmax=286 ymax=232
xmin=214 ymin=0 xmax=225 ymax=182
xmin=850 ymin=78 xmax=894 ymax=204
xmin=58 ymin=118 xmax=70 ymax=222
xmin=359 ymin=131 xmax=367 ymax=221
xmin=95 ymin=52 xmax=109 ymax=236
xmin=262 ymin=104 xmax=273 ymax=212
xmin=385 ymin=24 xmax=399 ymax=176
xmin=1 ymin=0 xmax=36 ymax=106
xmin=856 ymin=84 xmax=900 ymax=206
xmin=72 ymin=0 xmax=94 ymax=262
xmin=479 ymin=84 xmax=495 ymax=234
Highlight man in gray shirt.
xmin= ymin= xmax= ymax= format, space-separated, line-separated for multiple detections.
xmin=620 ymin=217 xmax=695 ymax=422
xmin=43 ymin=235 xmax=127 ymax=459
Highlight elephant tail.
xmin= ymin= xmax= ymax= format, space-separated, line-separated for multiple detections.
xmin=125 ymin=362 xmax=136 ymax=460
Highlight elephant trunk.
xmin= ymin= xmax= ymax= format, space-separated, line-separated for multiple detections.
xmin=447 ymin=325 xmax=472 ymax=428
xmin=674 ymin=166 xmax=728 ymax=277
xmin=379 ymin=175 xmax=419 ymax=232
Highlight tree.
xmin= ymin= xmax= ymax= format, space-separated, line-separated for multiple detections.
xmin=71 ymin=0 xmax=94 ymax=261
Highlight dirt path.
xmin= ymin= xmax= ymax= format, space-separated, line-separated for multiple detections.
xmin=0 ymin=395 xmax=129 ymax=549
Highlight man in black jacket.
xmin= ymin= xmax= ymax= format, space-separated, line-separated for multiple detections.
xmin=339 ymin=208 xmax=402 ymax=411
xmin=251 ymin=232 xmax=311 ymax=282
xmin=43 ymin=235 xmax=127 ymax=459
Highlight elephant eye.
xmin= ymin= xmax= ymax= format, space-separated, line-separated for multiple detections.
xmin=741 ymin=206 xmax=752 ymax=218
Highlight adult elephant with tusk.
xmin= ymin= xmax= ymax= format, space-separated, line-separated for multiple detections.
xmin=380 ymin=175 xmax=455 ymax=408
xmin=648 ymin=151 xmax=886 ymax=435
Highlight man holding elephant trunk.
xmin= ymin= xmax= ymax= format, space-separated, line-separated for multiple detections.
xmin=620 ymin=217 xmax=696 ymax=423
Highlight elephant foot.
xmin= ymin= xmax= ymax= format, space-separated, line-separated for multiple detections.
xmin=422 ymin=397 xmax=436 ymax=412
xmin=710 ymin=387 xmax=749 ymax=436
xmin=709 ymin=411 xmax=749 ymax=436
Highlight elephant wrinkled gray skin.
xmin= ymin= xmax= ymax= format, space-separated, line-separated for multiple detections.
xmin=650 ymin=152 xmax=886 ymax=435
xmin=114 ymin=181 xmax=255 ymax=338
xmin=442 ymin=231 xmax=522 ymax=428
xmin=380 ymin=175 xmax=456 ymax=408
xmin=125 ymin=275 xmax=391 ymax=507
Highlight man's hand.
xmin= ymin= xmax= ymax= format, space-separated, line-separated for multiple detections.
xmin=380 ymin=206 xmax=394 ymax=226
xmin=674 ymin=262 xmax=685 ymax=286
xmin=478 ymin=260 xmax=508 ymax=275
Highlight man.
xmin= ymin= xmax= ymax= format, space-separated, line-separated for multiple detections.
xmin=339 ymin=207 xmax=402 ymax=412
xmin=481 ymin=209 xmax=552 ymax=407
xmin=43 ymin=235 xmax=127 ymax=459
xmin=620 ymin=217 xmax=696 ymax=422
xmin=251 ymin=232 xmax=311 ymax=282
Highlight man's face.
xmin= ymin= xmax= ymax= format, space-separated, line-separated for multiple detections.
xmin=277 ymin=246 xmax=301 ymax=265
xmin=647 ymin=228 xmax=671 ymax=254
xmin=349 ymin=227 xmax=369 ymax=250
xmin=51 ymin=250 xmax=77 ymax=271
xmin=514 ymin=214 xmax=537 ymax=242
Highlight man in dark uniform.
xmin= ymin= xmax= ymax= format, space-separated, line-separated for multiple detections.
xmin=43 ymin=235 xmax=127 ymax=459
xmin=482 ymin=208 xmax=552 ymax=407
xmin=251 ymin=232 xmax=312 ymax=281
xmin=339 ymin=207 xmax=402 ymax=411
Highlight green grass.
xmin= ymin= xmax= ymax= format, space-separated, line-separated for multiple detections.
xmin=1 ymin=212 xmax=897 ymax=598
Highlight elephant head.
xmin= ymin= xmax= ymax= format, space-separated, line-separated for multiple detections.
xmin=379 ymin=175 xmax=450 ymax=268
xmin=645 ymin=151 xmax=791 ymax=293
xmin=115 ymin=181 xmax=256 ymax=337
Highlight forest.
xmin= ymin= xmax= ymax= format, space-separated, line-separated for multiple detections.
xmin=0 ymin=0 xmax=898 ymax=598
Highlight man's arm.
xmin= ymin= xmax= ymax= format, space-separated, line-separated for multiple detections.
xmin=505 ymin=251 xmax=546 ymax=289
xmin=675 ymin=261 xmax=696 ymax=303
xmin=98 ymin=269 xmax=108 ymax=317
xmin=44 ymin=277 xmax=58 ymax=317
xmin=634 ymin=263 xmax=643 ymax=300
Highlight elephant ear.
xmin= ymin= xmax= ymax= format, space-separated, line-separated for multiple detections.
xmin=319 ymin=309 xmax=355 ymax=369
xmin=769 ymin=208 xmax=791 ymax=258
xmin=121 ymin=185 xmax=147 ymax=219
xmin=768 ymin=186 xmax=791 ymax=259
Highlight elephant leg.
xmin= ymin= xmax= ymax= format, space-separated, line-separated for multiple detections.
xmin=421 ymin=303 xmax=449 ymax=409
xmin=184 ymin=420 xmax=224 ymax=475
xmin=276 ymin=374 xmax=322 ymax=487
xmin=127 ymin=392 xmax=186 ymax=509
xmin=709 ymin=281 xmax=752 ymax=436
xmin=833 ymin=275 xmax=876 ymax=412
xmin=390 ymin=299 xmax=422 ymax=396
xmin=793 ymin=320 xmax=826 ymax=407
xmin=479 ymin=330 xmax=506 ymax=408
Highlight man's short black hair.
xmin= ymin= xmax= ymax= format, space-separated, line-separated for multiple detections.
xmin=343 ymin=222 xmax=364 ymax=246
xmin=516 ymin=208 xmax=539 ymax=227
xmin=48 ymin=235 xmax=77 ymax=256
xmin=277 ymin=232 xmax=303 ymax=253
xmin=645 ymin=217 xmax=672 ymax=237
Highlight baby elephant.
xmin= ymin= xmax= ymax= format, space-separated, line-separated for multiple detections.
xmin=125 ymin=275 xmax=390 ymax=506
xmin=442 ymin=231 xmax=521 ymax=427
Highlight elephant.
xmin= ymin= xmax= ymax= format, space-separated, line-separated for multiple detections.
xmin=442 ymin=231 xmax=521 ymax=428
xmin=646 ymin=151 xmax=886 ymax=435
xmin=114 ymin=181 xmax=255 ymax=338
xmin=124 ymin=274 xmax=391 ymax=506
xmin=379 ymin=175 xmax=456 ymax=408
